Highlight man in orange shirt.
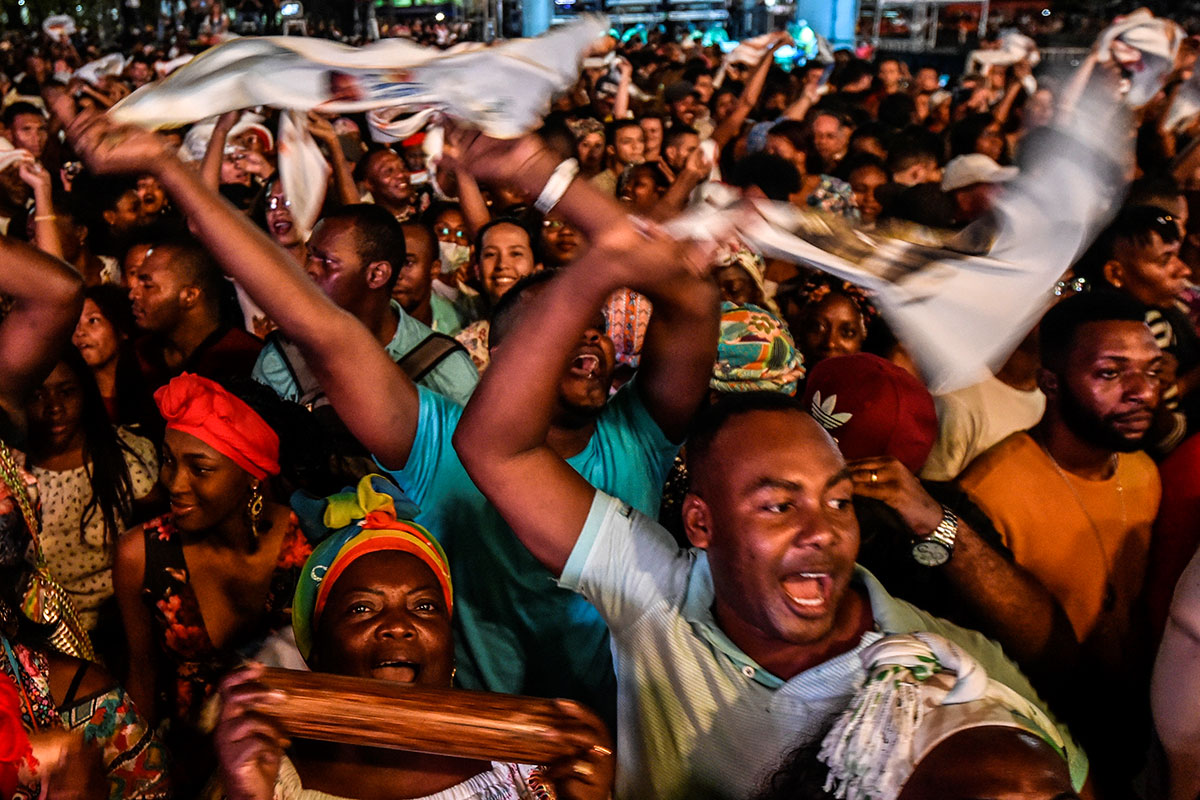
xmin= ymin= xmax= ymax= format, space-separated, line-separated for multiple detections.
xmin=957 ymin=291 xmax=1163 ymax=793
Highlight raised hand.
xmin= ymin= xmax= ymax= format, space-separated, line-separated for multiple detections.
xmin=16 ymin=158 xmax=51 ymax=195
xmin=47 ymin=89 xmax=173 ymax=177
xmin=307 ymin=111 xmax=339 ymax=146
xmin=847 ymin=456 xmax=944 ymax=536
xmin=440 ymin=121 xmax=545 ymax=186
xmin=235 ymin=149 xmax=275 ymax=179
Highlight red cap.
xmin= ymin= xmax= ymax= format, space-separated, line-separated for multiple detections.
xmin=802 ymin=354 xmax=937 ymax=474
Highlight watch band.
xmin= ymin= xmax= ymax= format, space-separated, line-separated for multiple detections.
xmin=926 ymin=506 xmax=958 ymax=551
xmin=911 ymin=505 xmax=958 ymax=567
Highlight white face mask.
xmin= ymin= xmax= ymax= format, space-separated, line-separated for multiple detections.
xmin=438 ymin=241 xmax=471 ymax=274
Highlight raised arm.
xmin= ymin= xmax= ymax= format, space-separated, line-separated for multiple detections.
xmin=201 ymin=110 xmax=238 ymax=190
xmin=19 ymin=159 xmax=66 ymax=261
xmin=0 ymin=228 xmax=83 ymax=417
xmin=711 ymin=33 xmax=787 ymax=151
xmin=54 ymin=95 xmax=422 ymax=468
xmin=308 ymin=112 xmax=359 ymax=208
xmin=451 ymin=127 xmax=719 ymax=439
xmin=451 ymin=130 xmax=718 ymax=575
xmin=611 ymin=57 xmax=633 ymax=121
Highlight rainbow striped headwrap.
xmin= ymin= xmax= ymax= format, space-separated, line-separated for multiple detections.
xmin=291 ymin=474 xmax=451 ymax=662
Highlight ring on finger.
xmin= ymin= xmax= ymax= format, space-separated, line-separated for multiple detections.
xmin=870 ymin=471 xmax=878 ymax=483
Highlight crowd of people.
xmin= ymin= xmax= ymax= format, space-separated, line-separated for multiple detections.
xmin=1 ymin=7 xmax=1200 ymax=800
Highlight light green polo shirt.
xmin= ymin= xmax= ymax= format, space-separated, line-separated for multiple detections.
xmin=560 ymin=491 xmax=1087 ymax=800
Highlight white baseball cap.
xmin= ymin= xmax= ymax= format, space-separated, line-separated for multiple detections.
xmin=940 ymin=153 xmax=1019 ymax=192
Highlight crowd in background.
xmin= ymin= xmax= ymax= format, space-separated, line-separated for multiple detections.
xmin=1 ymin=6 xmax=1200 ymax=800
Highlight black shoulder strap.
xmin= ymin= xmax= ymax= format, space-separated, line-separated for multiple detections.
xmin=271 ymin=332 xmax=327 ymax=409
xmin=396 ymin=332 xmax=467 ymax=384
xmin=59 ymin=661 xmax=90 ymax=710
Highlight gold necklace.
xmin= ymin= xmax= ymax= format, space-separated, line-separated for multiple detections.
xmin=1039 ymin=443 xmax=1125 ymax=613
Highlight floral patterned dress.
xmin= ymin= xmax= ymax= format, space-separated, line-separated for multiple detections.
xmin=140 ymin=513 xmax=312 ymax=728
xmin=1 ymin=637 xmax=170 ymax=799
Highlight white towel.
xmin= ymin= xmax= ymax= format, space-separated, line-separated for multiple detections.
xmin=664 ymin=82 xmax=1129 ymax=395
xmin=110 ymin=17 xmax=608 ymax=234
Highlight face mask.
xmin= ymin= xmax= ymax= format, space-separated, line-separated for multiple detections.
xmin=438 ymin=241 xmax=471 ymax=274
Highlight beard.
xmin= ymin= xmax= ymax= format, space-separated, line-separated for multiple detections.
xmin=1058 ymin=384 xmax=1150 ymax=453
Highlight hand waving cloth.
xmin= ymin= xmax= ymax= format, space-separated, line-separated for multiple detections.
xmin=1094 ymin=8 xmax=1184 ymax=108
xmin=664 ymin=79 xmax=1131 ymax=395
xmin=109 ymin=18 xmax=608 ymax=234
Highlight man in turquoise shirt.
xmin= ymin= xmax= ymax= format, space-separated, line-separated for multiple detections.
xmin=383 ymin=255 xmax=714 ymax=723
xmin=73 ymin=116 xmax=720 ymax=724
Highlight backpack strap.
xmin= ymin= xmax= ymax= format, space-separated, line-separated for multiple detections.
xmin=397 ymin=332 xmax=468 ymax=384
xmin=269 ymin=332 xmax=327 ymax=409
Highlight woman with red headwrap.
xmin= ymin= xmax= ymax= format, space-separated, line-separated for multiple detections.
xmin=111 ymin=373 xmax=313 ymax=795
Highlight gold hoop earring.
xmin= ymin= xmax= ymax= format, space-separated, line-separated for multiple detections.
xmin=247 ymin=482 xmax=264 ymax=548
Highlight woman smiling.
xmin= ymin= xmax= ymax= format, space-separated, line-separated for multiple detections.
xmin=113 ymin=373 xmax=313 ymax=793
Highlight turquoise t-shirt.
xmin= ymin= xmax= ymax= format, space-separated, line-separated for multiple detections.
xmin=385 ymin=382 xmax=679 ymax=723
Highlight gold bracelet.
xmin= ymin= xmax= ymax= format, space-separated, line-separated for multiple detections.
xmin=33 ymin=214 xmax=56 ymax=222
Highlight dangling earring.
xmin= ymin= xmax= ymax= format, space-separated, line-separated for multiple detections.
xmin=247 ymin=482 xmax=264 ymax=548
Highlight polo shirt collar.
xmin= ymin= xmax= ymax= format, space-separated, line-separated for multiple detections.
xmin=681 ymin=555 xmax=925 ymax=689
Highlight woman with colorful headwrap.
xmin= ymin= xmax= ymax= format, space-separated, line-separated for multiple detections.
xmin=214 ymin=474 xmax=614 ymax=800
xmin=112 ymin=373 xmax=314 ymax=794
xmin=713 ymin=247 xmax=779 ymax=316
xmin=779 ymin=275 xmax=877 ymax=370
xmin=754 ymin=633 xmax=1083 ymax=800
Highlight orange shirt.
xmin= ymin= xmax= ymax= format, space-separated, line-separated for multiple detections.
xmin=958 ymin=432 xmax=1160 ymax=652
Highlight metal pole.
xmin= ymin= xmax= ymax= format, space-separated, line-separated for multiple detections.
xmin=872 ymin=0 xmax=882 ymax=46
xmin=978 ymin=0 xmax=987 ymax=38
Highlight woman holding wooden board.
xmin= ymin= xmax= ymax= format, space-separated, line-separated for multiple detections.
xmin=214 ymin=473 xmax=614 ymax=800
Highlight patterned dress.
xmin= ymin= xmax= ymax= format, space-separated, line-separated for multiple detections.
xmin=140 ymin=513 xmax=312 ymax=728
xmin=24 ymin=428 xmax=158 ymax=630
xmin=1 ymin=637 xmax=169 ymax=799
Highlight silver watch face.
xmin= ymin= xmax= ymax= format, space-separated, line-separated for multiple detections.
xmin=912 ymin=538 xmax=951 ymax=567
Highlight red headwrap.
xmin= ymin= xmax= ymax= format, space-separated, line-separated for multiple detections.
xmin=154 ymin=373 xmax=280 ymax=479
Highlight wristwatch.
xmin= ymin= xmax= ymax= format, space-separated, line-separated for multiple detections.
xmin=911 ymin=506 xmax=958 ymax=567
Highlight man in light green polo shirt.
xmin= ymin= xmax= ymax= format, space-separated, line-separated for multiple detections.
xmin=450 ymin=134 xmax=1087 ymax=799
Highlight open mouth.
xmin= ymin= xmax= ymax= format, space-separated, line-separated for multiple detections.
xmin=569 ymin=353 xmax=600 ymax=379
xmin=374 ymin=660 xmax=420 ymax=683
xmin=781 ymin=572 xmax=833 ymax=612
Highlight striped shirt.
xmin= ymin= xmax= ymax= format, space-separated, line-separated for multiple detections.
xmin=560 ymin=490 xmax=1087 ymax=800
